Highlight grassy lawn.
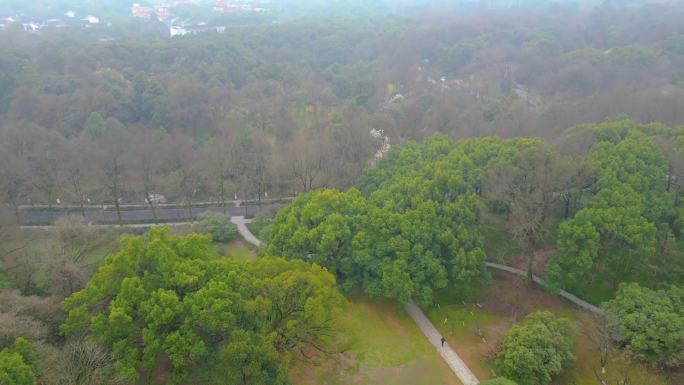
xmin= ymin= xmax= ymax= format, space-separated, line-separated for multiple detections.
xmin=566 ymin=251 xmax=684 ymax=306
xmin=246 ymin=216 xmax=271 ymax=242
xmin=425 ymin=272 xmax=678 ymax=385
xmin=291 ymin=296 xmax=462 ymax=385
xmin=566 ymin=273 xmax=617 ymax=305
xmin=219 ymin=240 xmax=256 ymax=262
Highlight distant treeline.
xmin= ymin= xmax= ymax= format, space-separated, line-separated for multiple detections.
xmin=2 ymin=3 xmax=684 ymax=216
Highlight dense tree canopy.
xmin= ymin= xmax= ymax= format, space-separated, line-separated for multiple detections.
xmin=4 ymin=3 xmax=684 ymax=212
xmin=266 ymin=135 xmax=571 ymax=304
xmin=480 ymin=378 xmax=518 ymax=385
xmin=604 ymin=283 xmax=684 ymax=368
xmin=495 ymin=311 xmax=575 ymax=385
xmin=546 ymin=118 xmax=684 ymax=294
xmin=61 ymin=228 xmax=344 ymax=384
xmin=0 ymin=338 xmax=38 ymax=385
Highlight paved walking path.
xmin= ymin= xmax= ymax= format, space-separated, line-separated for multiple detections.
xmin=230 ymin=216 xmax=262 ymax=247
xmin=21 ymin=214 xmax=266 ymax=249
xmin=405 ymin=302 xmax=479 ymax=385
xmin=21 ymin=206 xmax=600 ymax=385
xmin=231 ymin=221 xmax=479 ymax=384
xmin=485 ymin=262 xmax=604 ymax=316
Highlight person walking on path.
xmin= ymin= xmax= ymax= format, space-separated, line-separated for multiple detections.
xmin=440 ymin=336 xmax=446 ymax=347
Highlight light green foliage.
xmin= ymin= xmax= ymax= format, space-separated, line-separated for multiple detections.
xmin=197 ymin=211 xmax=237 ymax=242
xmin=61 ymin=227 xmax=343 ymax=384
xmin=480 ymin=378 xmax=518 ymax=385
xmin=82 ymin=112 xmax=126 ymax=140
xmin=495 ymin=311 xmax=575 ymax=385
xmin=0 ymin=338 xmax=37 ymax=385
xmin=82 ymin=112 xmax=108 ymax=139
xmin=0 ymin=350 xmax=35 ymax=385
xmin=603 ymin=46 xmax=656 ymax=68
xmin=246 ymin=216 xmax=272 ymax=242
xmin=10 ymin=338 xmax=38 ymax=373
xmin=604 ymin=283 xmax=684 ymax=368
xmin=562 ymin=47 xmax=603 ymax=63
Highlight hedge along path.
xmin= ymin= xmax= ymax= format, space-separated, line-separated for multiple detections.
xmin=230 ymin=216 xmax=262 ymax=247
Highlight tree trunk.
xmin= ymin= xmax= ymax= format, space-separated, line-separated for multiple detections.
xmin=114 ymin=198 xmax=123 ymax=227
xmin=76 ymin=185 xmax=86 ymax=218
xmin=219 ymin=182 xmax=227 ymax=214
xmin=11 ymin=199 xmax=20 ymax=223
xmin=145 ymin=196 xmax=158 ymax=224
xmin=257 ymin=181 xmax=263 ymax=204
xmin=527 ymin=254 xmax=534 ymax=285
xmin=185 ymin=197 xmax=194 ymax=222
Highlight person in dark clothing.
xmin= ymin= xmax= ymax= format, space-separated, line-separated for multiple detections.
xmin=440 ymin=336 xmax=446 ymax=347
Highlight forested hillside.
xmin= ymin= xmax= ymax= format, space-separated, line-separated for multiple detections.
xmin=2 ymin=1 xmax=684 ymax=385
xmin=3 ymin=3 xmax=684 ymax=212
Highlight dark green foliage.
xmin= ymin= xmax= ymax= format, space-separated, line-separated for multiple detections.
xmin=197 ymin=212 xmax=237 ymax=243
xmin=267 ymin=135 xmax=560 ymax=304
xmin=547 ymin=118 xmax=684 ymax=297
xmin=604 ymin=283 xmax=684 ymax=368
xmin=495 ymin=311 xmax=575 ymax=385
xmin=480 ymin=378 xmax=518 ymax=385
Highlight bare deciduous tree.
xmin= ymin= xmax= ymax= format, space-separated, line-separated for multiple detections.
xmin=202 ymin=129 xmax=240 ymax=212
xmin=60 ymin=139 xmax=91 ymax=217
xmin=89 ymin=120 xmax=131 ymax=226
xmin=282 ymin=127 xmax=330 ymax=193
xmin=485 ymin=144 xmax=566 ymax=281
xmin=59 ymin=338 xmax=122 ymax=385
xmin=131 ymin=129 xmax=165 ymax=222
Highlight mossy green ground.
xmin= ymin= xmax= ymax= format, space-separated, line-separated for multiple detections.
xmin=426 ymin=272 xmax=679 ymax=385
xmin=219 ymin=240 xmax=256 ymax=261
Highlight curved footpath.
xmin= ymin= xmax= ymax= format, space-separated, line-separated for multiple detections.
xmin=23 ymin=217 xmax=600 ymax=385
xmin=230 ymin=216 xmax=262 ymax=247
xmin=232 ymin=225 xmax=607 ymax=385
xmin=236 ymin=223 xmax=480 ymax=384
xmin=485 ymin=262 xmax=605 ymax=316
